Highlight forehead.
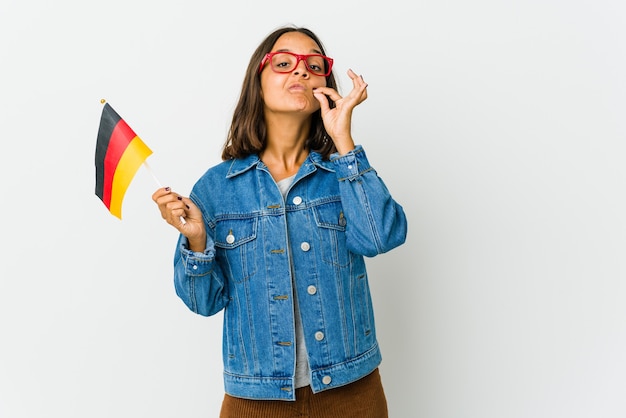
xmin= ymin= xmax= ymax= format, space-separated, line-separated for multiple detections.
xmin=271 ymin=32 xmax=322 ymax=54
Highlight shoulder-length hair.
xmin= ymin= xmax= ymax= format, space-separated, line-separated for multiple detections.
xmin=221 ymin=26 xmax=338 ymax=161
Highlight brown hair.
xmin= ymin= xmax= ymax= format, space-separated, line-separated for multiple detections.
xmin=221 ymin=26 xmax=338 ymax=161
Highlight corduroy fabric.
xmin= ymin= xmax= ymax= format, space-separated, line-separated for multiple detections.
xmin=219 ymin=368 xmax=388 ymax=417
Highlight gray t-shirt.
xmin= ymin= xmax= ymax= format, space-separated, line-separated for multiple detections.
xmin=276 ymin=175 xmax=311 ymax=389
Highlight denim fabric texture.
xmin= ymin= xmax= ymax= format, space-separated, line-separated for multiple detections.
xmin=173 ymin=145 xmax=407 ymax=400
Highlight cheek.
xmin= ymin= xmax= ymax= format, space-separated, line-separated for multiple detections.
xmin=314 ymin=77 xmax=328 ymax=89
xmin=261 ymin=87 xmax=281 ymax=105
xmin=260 ymin=76 xmax=284 ymax=100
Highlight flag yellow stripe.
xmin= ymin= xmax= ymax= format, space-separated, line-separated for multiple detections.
xmin=109 ymin=136 xmax=153 ymax=219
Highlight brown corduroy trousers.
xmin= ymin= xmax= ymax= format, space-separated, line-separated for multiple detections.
xmin=219 ymin=368 xmax=388 ymax=418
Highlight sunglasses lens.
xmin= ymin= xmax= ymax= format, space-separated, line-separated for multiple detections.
xmin=269 ymin=53 xmax=331 ymax=76
xmin=270 ymin=53 xmax=296 ymax=73
xmin=305 ymin=56 xmax=329 ymax=76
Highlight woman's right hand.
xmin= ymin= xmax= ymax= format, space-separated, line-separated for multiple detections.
xmin=152 ymin=187 xmax=207 ymax=252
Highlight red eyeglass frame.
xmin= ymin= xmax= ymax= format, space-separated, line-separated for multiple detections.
xmin=258 ymin=51 xmax=334 ymax=76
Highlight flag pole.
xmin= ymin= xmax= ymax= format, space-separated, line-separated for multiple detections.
xmin=143 ymin=160 xmax=164 ymax=188
xmin=143 ymin=161 xmax=187 ymax=225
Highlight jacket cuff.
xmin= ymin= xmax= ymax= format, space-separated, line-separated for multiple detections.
xmin=330 ymin=145 xmax=373 ymax=181
xmin=179 ymin=236 xmax=215 ymax=276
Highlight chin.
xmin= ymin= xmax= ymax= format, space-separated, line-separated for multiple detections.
xmin=291 ymin=98 xmax=316 ymax=113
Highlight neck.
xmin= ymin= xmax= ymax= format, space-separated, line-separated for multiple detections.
xmin=260 ymin=143 xmax=308 ymax=182
xmin=261 ymin=116 xmax=311 ymax=181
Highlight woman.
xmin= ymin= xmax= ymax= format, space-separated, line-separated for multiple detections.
xmin=153 ymin=26 xmax=407 ymax=418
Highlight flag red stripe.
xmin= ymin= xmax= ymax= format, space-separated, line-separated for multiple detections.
xmin=101 ymin=119 xmax=139 ymax=209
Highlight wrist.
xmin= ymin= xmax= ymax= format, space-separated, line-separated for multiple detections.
xmin=188 ymin=234 xmax=207 ymax=253
xmin=333 ymin=138 xmax=355 ymax=156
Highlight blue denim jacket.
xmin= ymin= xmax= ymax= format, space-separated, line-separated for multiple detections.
xmin=173 ymin=145 xmax=407 ymax=400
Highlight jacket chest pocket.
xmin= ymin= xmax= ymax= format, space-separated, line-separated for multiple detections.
xmin=214 ymin=218 xmax=258 ymax=283
xmin=313 ymin=201 xmax=350 ymax=267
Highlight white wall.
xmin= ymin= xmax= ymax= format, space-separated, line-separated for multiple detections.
xmin=1 ymin=1 xmax=625 ymax=417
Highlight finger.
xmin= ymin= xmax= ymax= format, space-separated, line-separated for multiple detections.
xmin=313 ymin=86 xmax=340 ymax=99
xmin=154 ymin=191 xmax=180 ymax=211
xmin=346 ymin=71 xmax=368 ymax=103
xmin=314 ymin=87 xmax=343 ymax=103
xmin=347 ymin=69 xmax=368 ymax=92
xmin=151 ymin=186 xmax=172 ymax=202
xmin=163 ymin=194 xmax=187 ymax=213
xmin=347 ymin=68 xmax=365 ymax=84
xmin=177 ymin=196 xmax=200 ymax=226
xmin=170 ymin=206 xmax=187 ymax=221
xmin=313 ymin=88 xmax=332 ymax=113
xmin=169 ymin=208 xmax=189 ymax=228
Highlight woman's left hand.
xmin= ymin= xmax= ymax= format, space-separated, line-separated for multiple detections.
xmin=313 ymin=68 xmax=368 ymax=155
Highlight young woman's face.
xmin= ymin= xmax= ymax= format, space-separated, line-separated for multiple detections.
xmin=260 ymin=32 xmax=329 ymax=116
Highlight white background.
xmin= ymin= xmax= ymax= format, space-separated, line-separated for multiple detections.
xmin=1 ymin=0 xmax=625 ymax=417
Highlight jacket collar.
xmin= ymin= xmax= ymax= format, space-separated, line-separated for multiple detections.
xmin=225 ymin=154 xmax=260 ymax=178
xmin=225 ymin=151 xmax=334 ymax=179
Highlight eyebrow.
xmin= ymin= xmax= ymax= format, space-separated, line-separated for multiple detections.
xmin=275 ymin=48 xmax=324 ymax=55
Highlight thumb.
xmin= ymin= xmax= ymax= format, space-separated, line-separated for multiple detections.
xmin=313 ymin=88 xmax=330 ymax=114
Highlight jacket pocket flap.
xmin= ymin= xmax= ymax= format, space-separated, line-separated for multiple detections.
xmin=214 ymin=217 xmax=258 ymax=249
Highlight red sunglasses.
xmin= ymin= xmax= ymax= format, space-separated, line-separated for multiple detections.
xmin=259 ymin=51 xmax=334 ymax=77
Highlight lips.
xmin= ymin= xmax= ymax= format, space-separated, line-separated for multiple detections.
xmin=288 ymin=83 xmax=306 ymax=92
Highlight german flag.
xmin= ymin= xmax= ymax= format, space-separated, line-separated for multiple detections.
xmin=95 ymin=103 xmax=152 ymax=219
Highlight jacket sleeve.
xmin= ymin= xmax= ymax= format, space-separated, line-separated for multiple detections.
xmin=172 ymin=212 xmax=229 ymax=317
xmin=331 ymin=145 xmax=408 ymax=257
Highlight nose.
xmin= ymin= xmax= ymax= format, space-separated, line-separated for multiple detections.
xmin=292 ymin=58 xmax=310 ymax=77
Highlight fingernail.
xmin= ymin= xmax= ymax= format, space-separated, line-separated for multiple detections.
xmin=186 ymin=205 xmax=190 ymax=209
xmin=165 ymin=187 xmax=170 ymax=191
xmin=177 ymin=196 xmax=182 ymax=200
